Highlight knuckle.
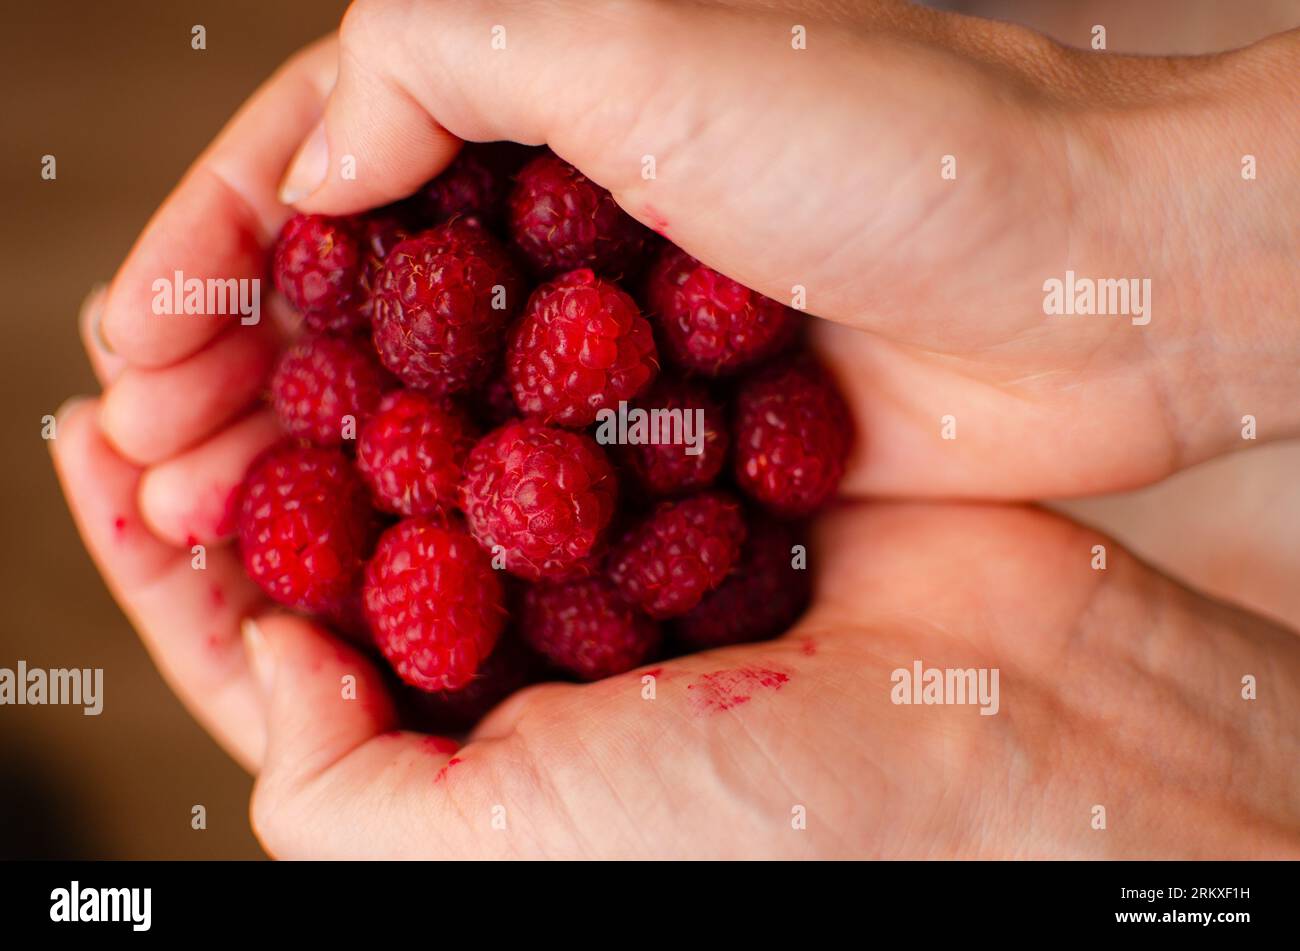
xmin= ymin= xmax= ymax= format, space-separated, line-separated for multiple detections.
xmin=338 ymin=0 xmax=400 ymax=53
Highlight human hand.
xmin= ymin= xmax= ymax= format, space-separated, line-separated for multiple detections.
xmin=51 ymin=1 xmax=1300 ymax=855
xmin=230 ymin=503 xmax=1300 ymax=858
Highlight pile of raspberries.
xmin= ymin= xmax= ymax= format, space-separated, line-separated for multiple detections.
xmin=240 ymin=143 xmax=852 ymax=731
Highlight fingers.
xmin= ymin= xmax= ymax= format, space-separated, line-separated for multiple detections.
xmin=100 ymin=36 xmax=338 ymax=368
xmin=50 ymin=399 xmax=268 ymax=769
xmin=278 ymin=3 xmax=456 ymax=206
xmin=137 ymin=409 xmax=283 ymax=546
xmin=249 ymin=615 xmax=561 ymax=859
xmin=288 ymin=0 xmax=1048 ymax=334
xmin=252 ymin=615 xmax=399 ymax=784
xmin=249 ymin=616 xmax=453 ymax=858
xmin=99 ymin=321 xmax=280 ymax=465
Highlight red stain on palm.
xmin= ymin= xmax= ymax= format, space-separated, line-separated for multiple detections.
xmin=424 ymin=736 xmax=459 ymax=755
xmin=642 ymin=204 xmax=670 ymax=237
xmin=800 ymin=637 xmax=817 ymax=656
xmin=210 ymin=585 xmax=226 ymax=608
xmin=642 ymin=667 xmax=663 ymax=679
xmin=687 ymin=666 xmax=790 ymax=714
xmin=434 ymin=756 xmax=463 ymax=783
xmin=112 ymin=515 xmax=128 ymax=539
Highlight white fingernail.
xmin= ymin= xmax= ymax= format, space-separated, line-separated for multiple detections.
xmin=278 ymin=121 xmax=329 ymax=205
xmin=242 ymin=617 xmax=276 ymax=697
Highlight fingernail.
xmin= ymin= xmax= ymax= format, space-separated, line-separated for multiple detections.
xmin=242 ymin=617 xmax=276 ymax=696
xmin=278 ymin=120 xmax=329 ymax=205
xmin=81 ymin=284 xmax=113 ymax=355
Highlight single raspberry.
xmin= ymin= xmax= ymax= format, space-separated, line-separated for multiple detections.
xmin=363 ymin=517 xmax=505 ymax=692
xmin=355 ymin=210 xmax=412 ymax=326
xmin=461 ymin=420 xmax=618 ymax=581
xmin=270 ymin=335 xmax=393 ymax=447
xmin=614 ymin=377 xmax=729 ymax=496
xmin=733 ymin=358 xmax=852 ymax=516
xmin=507 ymin=153 xmax=651 ymax=277
xmin=272 ymin=213 xmax=366 ymax=334
xmin=372 ymin=219 xmax=525 ymax=395
xmin=521 ymin=577 xmax=660 ymax=680
xmin=417 ymin=142 xmax=535 ymax=226
xmin=674 ymin=517 xmax=811 ymax=649
xmin=607 ymin=491 xmax=747 ymax=619
xmin=237 ymin=443 xmax=378 ymax=613
xmin=506 ymin=269 xmax=658 ymax=427
xmin=401 ymin=632 xmax=541 ymax=732
xmin=356 ymin=389 xmax=478 ymax=518
xmin=643 ymin=244 xmax=799 ymax=375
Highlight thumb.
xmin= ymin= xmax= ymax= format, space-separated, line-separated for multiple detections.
xmin=277 ymin=3 xmax=459 ymax=208
xmin=272 ymin=0 xmax=1063 ymax=334
xmin=245 ymin=613 xmax=399 ymax=788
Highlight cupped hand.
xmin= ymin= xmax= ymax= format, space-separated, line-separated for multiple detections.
xmin=165 ymin=498 xmax=1300 ymax=857
xmin=50 ymin=1 xmax=1300 ymax=854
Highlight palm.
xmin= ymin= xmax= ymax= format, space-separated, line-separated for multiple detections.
xmin=317 ymin=502 xmax=1293 ymax=859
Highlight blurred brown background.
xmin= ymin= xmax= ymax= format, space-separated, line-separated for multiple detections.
xmin=1 ymin=1 xmax=1296 ymax=859
xmin=2 ymin=0 xmax=347 ymax=859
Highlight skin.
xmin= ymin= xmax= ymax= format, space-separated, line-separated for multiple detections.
xmin=51 ymin=0 xmax=1300 ymax=857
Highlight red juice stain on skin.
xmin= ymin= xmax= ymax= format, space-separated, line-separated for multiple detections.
xmin=642 ymin=204 xmax=670 ymax=238
xmin=185 ymin=534 xmax=200 ymax=548
xmin=209 ymin=585 xmax=226 ymax=608
xmin=423 ymin=736 xmax=459 ymax=755
xmin=214 ymin=485 xmax=240 ymax=537
xmin=800 ymin=637 xmax=817 ymax=656
xmin=686 ymin=666 xmax=790 ymax=714
xmin=642 ymin=667 xmax=664 ymax=679
xmin=112 ymin=516 xmax=128 ymax=539
xmin=434 ymin=756 xmax=463 ymax=784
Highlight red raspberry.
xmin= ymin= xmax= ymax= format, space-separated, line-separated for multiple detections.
xmin=521 ymin=577 xmax=660 ymax=680
xmin=506 ymin=269 xmax=658 ymax=428
xmin=363 ymin=517 xmax=505 ymax=692
xmin=733 ymin=359 xmax=852 ymax=516
xmin=643 ymin=244 xmax=799 ymax=375
xmin=272 ymin=213 xmax=366 ymax=334
xmin=417 ymin=142 xmax=535 ymax=226
xmin=614 ymin=377 xmax=729 ymax=496
xmin=507 ymin=153 xmax=651 ymax=277
xmin=356 ymin=390 xmax=478 ymax=518
xmin=608 ymin=492 xmax=746 ymax=619
xmin=461 ymin=420 xmax=618 ymax=581
xmin=237 ymin=443 xmax=378 ymax=613
xmin=270 ymin=335 xmax=393 ymax=447
xmin=355 ymin=210 xmax=412 ymax=326
xmin=401 ymin=633 xmax=541 ymax=732
xmin=372 ymin=219 xmax=525 ymax=395
xmin=674 ymin=517 xmax=811 ymax=649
